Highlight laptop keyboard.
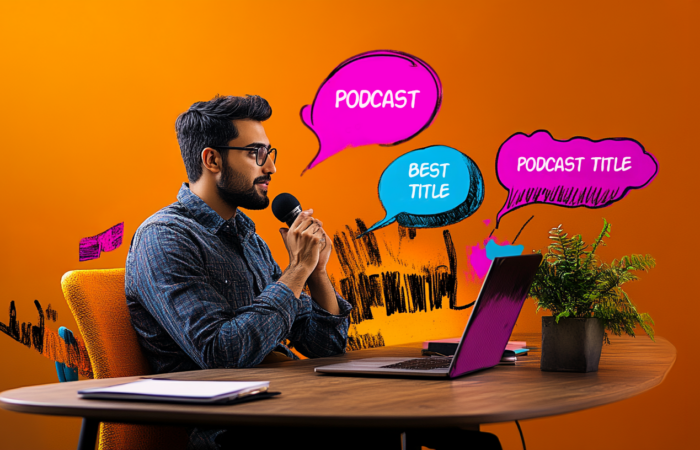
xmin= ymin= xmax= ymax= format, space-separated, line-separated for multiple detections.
xmin=380 ymin=357 xmax=452 ymax=370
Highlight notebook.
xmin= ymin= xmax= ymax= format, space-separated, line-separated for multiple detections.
xmin=423 ymin=338 xmax=529 ymax=357
xmin=78 ymin=379 xmax=272 ymax=404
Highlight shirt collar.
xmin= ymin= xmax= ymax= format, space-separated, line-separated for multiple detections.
xmin=176 ymin=183 xmax=256 ymax=239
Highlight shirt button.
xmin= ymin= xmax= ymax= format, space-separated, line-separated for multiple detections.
xmin=225 ymin=280 xmax=228 ymax=284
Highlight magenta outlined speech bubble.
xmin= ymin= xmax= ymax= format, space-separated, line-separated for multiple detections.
xmin=300 ymin=50 xmax=442 ymax=173
xmin=496 ymin=130 xmax=659 ymax=227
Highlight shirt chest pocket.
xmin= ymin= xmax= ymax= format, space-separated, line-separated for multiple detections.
xmin=205 ymin=263 xmax=251 ymax=308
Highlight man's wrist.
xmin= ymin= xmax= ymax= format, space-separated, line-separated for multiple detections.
xmin=308 ymin=269 xmax=328 ymax=283
xmin=286 ymin=263 xmax=313 ymax=279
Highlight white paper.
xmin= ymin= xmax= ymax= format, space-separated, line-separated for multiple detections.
xmin=81 ymin=379 xmax=269 ymax=399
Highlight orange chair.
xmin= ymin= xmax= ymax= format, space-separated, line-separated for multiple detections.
xmin=61 ymin=269 xmax=188 ymax=450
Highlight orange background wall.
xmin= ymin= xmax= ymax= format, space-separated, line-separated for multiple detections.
xmin=1 ymin=1 xmax=698 ymax=449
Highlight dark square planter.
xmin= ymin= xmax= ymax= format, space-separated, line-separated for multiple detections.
xmin=541 ymin=317 xmax=604 ymax=373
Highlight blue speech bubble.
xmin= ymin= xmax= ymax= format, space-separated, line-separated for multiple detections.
xmin=358 ymin=145 xmax=484 ymax=237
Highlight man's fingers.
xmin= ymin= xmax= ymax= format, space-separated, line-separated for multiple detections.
xmin=299 ymin=218 xmax=323 ymax=235
xmin=291 ymin=209 xmax=314 ymax=231
xmin=295 ymin=216 xmax=316 ymax=233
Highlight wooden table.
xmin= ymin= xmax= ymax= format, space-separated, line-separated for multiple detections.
xmin=0 ymin=334 xmax=676 ymax=449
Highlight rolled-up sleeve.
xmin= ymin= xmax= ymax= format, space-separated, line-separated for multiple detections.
xmin=265 ymin=256 xmax=352 ymax=358
xmin=288 ymin=291 xmax=352 ymax=358
xmin=132 ymin=223 xmax=302 ymax=369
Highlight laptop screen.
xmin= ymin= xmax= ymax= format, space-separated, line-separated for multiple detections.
xmin=448 ymin=254 xmax=542 ymax=378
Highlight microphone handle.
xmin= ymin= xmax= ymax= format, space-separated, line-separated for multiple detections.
xmin=282 ymin=205 xmax=326 ymax=245
xmin=282 ymin=206 xmax=302 ymax=227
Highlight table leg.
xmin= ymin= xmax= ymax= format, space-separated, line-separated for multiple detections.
xmin=404 ymin=425 xmax=499 ymax=450
xmin=76 ymin=418 xmax=99 ymax=450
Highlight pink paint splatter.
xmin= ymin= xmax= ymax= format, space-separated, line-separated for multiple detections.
xmin=483 ymin=219 xmax=491 ymax=226
xmin=465 ymin=237 xmax=512 ymax=280
xmin=79 ymin=222 xmax=124 ymax=261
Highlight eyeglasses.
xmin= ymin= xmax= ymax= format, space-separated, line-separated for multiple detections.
xmin=210 ymin=145 xmax=277 ymax=166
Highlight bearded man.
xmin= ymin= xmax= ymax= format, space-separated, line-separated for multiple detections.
xmin=125 ymin=95 xmax=353 ymax=449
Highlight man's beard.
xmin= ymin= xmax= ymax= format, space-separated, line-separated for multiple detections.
xmin=216 ymin=163 xmax=270 ymax=210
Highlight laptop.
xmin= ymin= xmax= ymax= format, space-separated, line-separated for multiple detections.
xmin=315 ymin=254 xmax=543 ymax=378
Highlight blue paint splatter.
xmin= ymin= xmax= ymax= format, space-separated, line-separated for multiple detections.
xmin=55 ymin=327 xmax=79 ymax=382
xmin=485 ymin=240 xmax=524 ymax=260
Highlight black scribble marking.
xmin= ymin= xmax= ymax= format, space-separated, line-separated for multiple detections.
xmin=334 ymin=221 xmax=463 ymax=324
xmin=1 ymin=299 xmax=93 ymax=377
xmin=382 ymin=271 xmax=407 ymax=316
xmin=46 ymin=303 xmax=58 ymax=322
xmin=355 ymin=219 xmax=382 ymax=266
xmin=396 ymin=225 xmax=418 ymax=261
xmin=0 ymin=301 xmax=20 ymax=342
xmin=441 ymin=230 xmax=464 ymax=310
xmin=506 ymin=185 xmax=620 ymax=210
xmin=1 ymin=300 xmax=44 ymax=352
xmin=347 ymin=327 xmax=386 ymax=351
xmin=398 ymin=225 xmax=417 ymax=240
xmin=341 ymin=273 xmax=386 ymax=323
xmin=512 ymin=215 xmax=534 ymax=245
xmin=382 ymin=239 xmax=406 ymax=267
xmin=459 ymin=301 xmax=476 ymax=310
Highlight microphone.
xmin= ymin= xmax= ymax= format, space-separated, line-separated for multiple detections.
xmin=272 ymin=193 xmax=325 ymax=245
xmin=272 ymin=193 xmax=302 ymax=227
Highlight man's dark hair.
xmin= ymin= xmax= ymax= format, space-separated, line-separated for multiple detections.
xmin=175 ymin=95 xmax=272 ymax=182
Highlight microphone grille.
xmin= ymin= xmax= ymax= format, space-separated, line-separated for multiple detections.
xmin=272 ymin=193 xmax=301 ymax=222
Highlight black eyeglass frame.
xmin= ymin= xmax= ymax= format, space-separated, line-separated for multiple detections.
xmin=210 ymin=145 xmax=277 ymax=167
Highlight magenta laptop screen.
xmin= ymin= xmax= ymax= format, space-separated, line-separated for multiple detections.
xmin=449 ymin=254 xmax=542 ymax=378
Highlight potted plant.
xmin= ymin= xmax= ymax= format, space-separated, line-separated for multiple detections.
xmin=528 ymin=219 xmax=656 ymax=372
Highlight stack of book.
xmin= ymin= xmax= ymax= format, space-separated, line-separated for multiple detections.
xmin=421 ymin=338 xmax=529 ymax=365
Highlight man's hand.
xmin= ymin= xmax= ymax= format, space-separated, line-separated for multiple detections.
xmin=278 ymin=209 xmax=325 ymax=298
xmin=309 ymin=219 xmax=332 ymax=277
xmin=278 ymin=210 xmax=340 ymax=314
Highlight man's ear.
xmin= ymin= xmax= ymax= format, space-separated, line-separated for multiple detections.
xmin=201 ymin=148 xmax=223 ymax=174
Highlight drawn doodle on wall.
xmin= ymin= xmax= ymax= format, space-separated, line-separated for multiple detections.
xmin=358 ymin=146 xmax=485 ymax=237
xmin=338 ymin=219 xmax=463 ymax=319
xmin=301 ymin=50 xmax=442 ymax=173
xmin=332 ymin=216 xmax=534 ymax=349
xmin=468 ymin=238 xmax=524 ymax=280
xmin=0 ymin=300 xmax=93 ymax=378
xmin=79 ymin=222 xmax=124 ymax=261
xmin=495 ymin=130 xmax=659 ymax=228
xmin=467 ymin=215 xmax=534 ymax=284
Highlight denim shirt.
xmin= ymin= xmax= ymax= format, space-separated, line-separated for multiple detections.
xmin=125 ymin=183 xmax=351 ymax=375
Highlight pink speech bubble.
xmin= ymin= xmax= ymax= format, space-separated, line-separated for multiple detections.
xmin=496 ymin=130 xmax=658 ymax=227
xmin=300 ymin=50 xmax=442 ymax=173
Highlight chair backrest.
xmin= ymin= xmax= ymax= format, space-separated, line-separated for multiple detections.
xmin=61 ymin=269 xmax=151 ymax=379
xmin=61 ymin=269 xmax=187 ymax=450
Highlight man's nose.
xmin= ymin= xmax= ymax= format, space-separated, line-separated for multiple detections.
xmin=263 ymin=154 xmax=276 ymax=174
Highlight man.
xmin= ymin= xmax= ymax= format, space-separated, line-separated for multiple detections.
xmin=125 ymin=95 xmax=353 ymax=449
